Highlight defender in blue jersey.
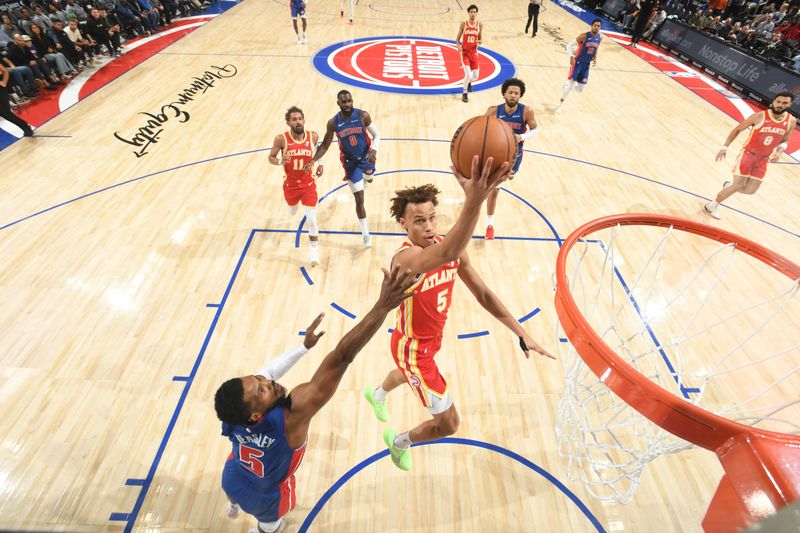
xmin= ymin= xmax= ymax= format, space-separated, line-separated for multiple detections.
xmin=556 ymin=18 xmax=602 ymax=113
xmin=482 ymin=78 xmax=538 ymax=240
xmin=308 ymin=90 xmax=381 ymax=249
xmin=289 ymin=0 xmax=307 ymax=44
xmin=215 ymin=266 xmax=415 ymax=533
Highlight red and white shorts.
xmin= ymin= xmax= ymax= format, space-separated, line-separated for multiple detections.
xmin=461 ymin=48 xmax=478 ymax=70
xmin=390 ymin=329 xmax=452 ymax=414
xmin=283 ymin=181 xmax=318 ymax=207
xmin=734 ymin=150 xmax=769 ymax=180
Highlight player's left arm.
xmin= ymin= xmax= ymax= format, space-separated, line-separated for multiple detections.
xmin=456 ymin=21 xmax=465 ymax=50
xmin=770 ymin=116 xmax=797 ymax=162
xmin=478 ymin=22 xmax=483 ymax=45
xmin=362 ymin=110 xmax=380 ymax=164
xmin=515 ymin=106 xmax=539 ymax=144
xmin=311 ymin=131 xmax=323 ymax=177
xmin=457 ymin=252 xmax=554 ymax=359
xmin=592 ymin=37 xmax=601 ymax=66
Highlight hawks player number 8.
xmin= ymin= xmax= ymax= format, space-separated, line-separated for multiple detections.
xmin=763 ymin=135 xmax=774 ymax=146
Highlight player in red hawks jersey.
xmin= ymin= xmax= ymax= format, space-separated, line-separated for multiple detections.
xmin=705 ymin=91 xmax=797 ymax=219
xmin=362 ymin=156 xmax=554 ymax=472
xmin=269 ymin=106 xmax=324 ymax=265
xmin=456 ymin=4 xmax=483 ymax=103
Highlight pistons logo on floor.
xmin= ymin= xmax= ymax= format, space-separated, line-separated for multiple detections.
xmin=313 ymin=36 xmax=515 ymax=95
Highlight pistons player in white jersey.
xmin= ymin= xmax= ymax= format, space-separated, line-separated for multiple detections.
xmin=456 ymin=4 xmax=482 ymax=103
xmin=269 ymin=106 xmax=324 ymax=265
xmin=704 ymin=92 xmax=797 ymax=219
xmin=362 ymin=156 xmax=554 ymax=472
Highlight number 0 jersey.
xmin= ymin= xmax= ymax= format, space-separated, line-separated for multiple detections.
xmin=394 ymin=237 xmax=461 ymax=340
xmin=742 ymin=110 xmax=792 ymax=157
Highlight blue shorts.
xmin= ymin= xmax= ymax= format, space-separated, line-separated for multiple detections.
xmin=290 ymin=2 xmax=305 ymax=17
xmin=569 ymin=61 xmax=591 ymax=84
xmin=512 ymin=146 xmax=523 ymax=173
xmin=222 ymin=458 xmax=293 ymax=522
xmin=342 ymin=157 xmax=376 ymax=184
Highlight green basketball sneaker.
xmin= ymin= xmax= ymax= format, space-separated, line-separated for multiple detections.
xmin=383 ymin=428 xmax=412 ymax=471
xmin=363 ymin=387 xmax=389 ymax=422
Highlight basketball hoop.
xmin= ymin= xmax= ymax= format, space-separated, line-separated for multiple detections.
xmin=553 ymin=214 xmax=800 ymax=532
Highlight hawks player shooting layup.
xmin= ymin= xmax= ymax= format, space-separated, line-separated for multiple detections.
xmin=483 ymin=77 xmax=538 ymax=240
xmin=363 ymin=156 xmax=554 ymax=472
xmin=457 ymin=5 xmax=482 ymax=103
xmin=269 ymin=106 xmax=324 ymax=266
xmin=556 ymin=18 xmax=602 ymax=113
xmin=704 ymin=91 xmax=797 ymax=220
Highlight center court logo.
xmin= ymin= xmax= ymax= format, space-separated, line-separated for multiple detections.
xmin=312 ymin=36 xmax=515 ymax=95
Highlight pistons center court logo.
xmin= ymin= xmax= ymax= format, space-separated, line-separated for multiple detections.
xmin=313 ymin=36 xmax=515 ymax=95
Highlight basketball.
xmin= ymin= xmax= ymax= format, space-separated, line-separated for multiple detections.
xmin=450 ymin=115 xmax=517 ymax=179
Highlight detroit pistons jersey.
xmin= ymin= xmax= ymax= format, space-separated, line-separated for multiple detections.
xmin=742 ymin=110 xmax=792 ymax=157
xmin=333 ymin=108 xmax=370 ymax=161
xmin=394 ymin=238 xmax=461 ymax=339
xmin=222 ymin=405 xmax=306 ymax=490
xmin=462 ymin=19 xmax=480 ymax=51
xmin=496 ymin=103 xmax=527 ymax=155
xmin=575 ymin=31 xmax=601 ymax=63
xmin=283 ymin=130 xmax=315 ymax=187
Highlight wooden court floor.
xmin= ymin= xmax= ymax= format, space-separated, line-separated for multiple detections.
xmin=1 ymin=0 xmax=798 ymax=531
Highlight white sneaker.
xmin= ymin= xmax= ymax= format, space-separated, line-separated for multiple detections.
xmin=248 ymin=518 xmax=285 ymax=533
xmin=227 ymin=502 xmax=240 ymax=519
xmin=363 ymin=234 xmax=372 ymax=249
xmin=554 ymin=104 xmax=562 ymax=115
xmin=704 ymin=202 xmax=721 ymax=220
xmin=296 ymin=34 xmax=301 ymax=44
xmin=310 ymin=246 xmax=319 ymax=266
xmin=301 ymin=33 xmax=307 ymax=44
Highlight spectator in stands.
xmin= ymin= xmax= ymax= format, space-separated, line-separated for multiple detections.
xmin=619 ymin=0 xmax=641 ymax=30
xmin=740 ymin=28 xmax=760 ymax=51
xmin=772 ymin=2 xmax=789 ymax=24
xmin=115 ymin=0 xmax=146 ymax=37
xmin=7 ymin=33 xmax=59 ymax=89
xmin=761 ymin=31 xmax=788 ymax=62
xmin=753 ymin=16 xmax=775 ymax=37
xmin=17 ymin=7 xmax=34 ymax=35
xmin=32 ymin=5 xmax=52 ymax=31
xmin=65 ymin=0 xmax=89 ymax=24
xmin=137 ymin=0 xmax=162 ymax=32
xmin=708 ymin=0 xmax=729 ymax=16
xmin=47 ymin=4 xmax=69 ymax=26
xmin=97 ymin=8 xmax=124 ymax=50
xmin=85 ymin=8 xmax=120 ymax=56
xmin=783 ymin=16 xmax=800 ymax=46
xmin=726 ymin=21 xmax=743 ymax=41
xmin=2 ymin=13 xmax=22 ymax=38
xmin=1 ymin=47 xmax=38 ymax=98
xmin=65 ymin=18 xmax=99 ymax=61
xmin=688 ymin=9 xmax=705 ymax=26
xmin=630 ymin=0 xmax=657 ymax=46
xmin=51 ymin=19 xmax=89 ymax=67
xmin=704 ymin=14 xmax=723 ymax=33
xmin=717 ymin=17 xmax=735 ymax=38
xmin=734 ymin=23 xmax=751 ymax=43
xmin=28 ymin=22 xmax=76 ymax=78
xmin=792 ymin=52 xmax=800 ymax=71
xmin=643 ymin=5 xmax=667 ymax=39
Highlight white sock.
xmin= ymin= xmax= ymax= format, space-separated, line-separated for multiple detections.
xmin=487 ymin=215 xmax=494 ymax=225
xmin=393 ymin=431 xmax=412 ymax=450
xmin=709 ymin=200 xmax=719 ymax=208
xmin=561 ymin=82 xmax=572 ymax=100
xmin=359 ymin=218 xmax=369 ymax=236
xmin=310 ymin=240 xmax=318 ymax=248
xmin=374 ymin=386 xmax=388 ymax=402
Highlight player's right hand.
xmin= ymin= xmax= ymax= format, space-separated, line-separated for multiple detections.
xmin=303 ymin=313 xmax=326 ymax=349
xmin=715 ymin=149 xmax=727 ymax=161
xmin=570 ymin=55 xmax=576 ymax=66
xmin=376 ymin=265 xmax=417 ymax=312
xmin=453 ymin=155 xmax=511 ymax=201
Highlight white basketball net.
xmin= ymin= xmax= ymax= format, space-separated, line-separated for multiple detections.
xmin=555 ymin=223 xmax=800 ymax=504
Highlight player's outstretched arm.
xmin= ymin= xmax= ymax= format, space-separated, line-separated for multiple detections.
xmin=394 ymin=156 xmax=511 ymax=275
xmin=268 ymin=134 xmax=285 ymax=166
xmin=717 ymin=113 xmax=760 ymax=161
xmin=287 ymin=266 xmax=416 ymax=422
xmin=457 ymin=252 xmax=554 ymax=359
xmin=305 ymin=118 xmax=335 ymax=170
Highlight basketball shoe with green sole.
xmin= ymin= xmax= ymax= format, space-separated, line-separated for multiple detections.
xmin=363 ymin=387 xmax=389 ymax=422
xmin=383 ymin=428 xmax=412 ymax=471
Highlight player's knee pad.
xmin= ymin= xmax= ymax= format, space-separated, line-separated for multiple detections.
xmin=470 ymin=69 xmax=479 ymax=81
xmin=304 ymin=207 xmax=318 ymax=237
xmin=288 ymin=204 xmax=299 ymax=216
xmin=348 ymin=179 xmax=364 ymax=194
xmin=462 ymin=66 xmax=471 ymax=78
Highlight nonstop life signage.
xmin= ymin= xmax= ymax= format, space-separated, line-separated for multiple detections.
xmin=312 ymin=36 xmax=515 ymax=95
xmin=654 ymin=20 xmax=800 ymax=116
